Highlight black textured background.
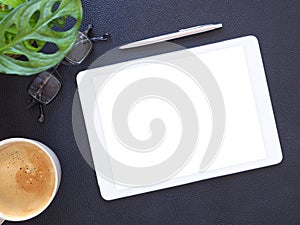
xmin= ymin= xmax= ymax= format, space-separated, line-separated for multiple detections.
xmin=1 ymin=0 xmax=300 ymax=224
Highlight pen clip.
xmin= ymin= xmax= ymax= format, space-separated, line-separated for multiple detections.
xmin=179 ymin=25 xmax=206 ymax=32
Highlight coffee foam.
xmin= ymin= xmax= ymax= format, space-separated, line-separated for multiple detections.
xmin=0 ymin=142 xmax=56 ymax=218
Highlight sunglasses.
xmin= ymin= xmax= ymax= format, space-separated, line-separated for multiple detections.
xmin=27 ymin=25 xmax=110 ymax=122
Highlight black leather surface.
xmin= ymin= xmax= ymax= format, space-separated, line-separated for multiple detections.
xmin=1 ymin=0 xmax=300 ymax=224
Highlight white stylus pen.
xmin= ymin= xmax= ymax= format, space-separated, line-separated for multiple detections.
xmin=119 ymin=23 xmax=223 ymax=50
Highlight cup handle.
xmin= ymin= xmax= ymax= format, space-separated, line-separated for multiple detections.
xmin=0 ymin=218 xmax=4 ymax=224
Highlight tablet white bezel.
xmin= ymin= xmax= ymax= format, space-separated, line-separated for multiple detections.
xmin=77 ymin=36 xmax=282 ymax=200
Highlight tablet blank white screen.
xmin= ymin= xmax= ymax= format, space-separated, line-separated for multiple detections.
xmin=93 ymin=45 xmax=267 ymax=191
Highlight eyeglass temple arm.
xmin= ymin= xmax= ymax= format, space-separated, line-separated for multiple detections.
xmin=37 ymin=93 xmax=45 ymax=123
xmin=83 ymin=24 xmax=111 ymax=41
xmin=90 ymin=33 xmax=111 ymax=41
xmin=38 ymin=103 xmax=45 ymax=123
xmin=83 ymin=24 xmax=93 ymax=36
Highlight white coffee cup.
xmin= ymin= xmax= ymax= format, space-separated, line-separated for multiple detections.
xmin=0 ymin=138 xmax=61 ymax=224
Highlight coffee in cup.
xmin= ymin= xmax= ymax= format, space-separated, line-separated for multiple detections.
xmin=0 ymin=138 xmax=61 ymax=222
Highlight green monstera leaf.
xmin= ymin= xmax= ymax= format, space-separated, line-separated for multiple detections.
xmin=1 ymin=0 xmax=26 ymax=8
xmin=0 ymin=0 xmax=82 ymax=75
xmin=0 ymin=1 xmax=31 ymax=24
xmin=0 ymin=8 xmax=10 ymax=21
xmin=0 ymin=2 xmax=12 ymax=20
xmin=0 ymin=0 xmax=30 ymax=21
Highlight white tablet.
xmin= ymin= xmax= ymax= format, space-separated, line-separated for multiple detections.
xmin=77 ymin=36 xmax=282 ymax=200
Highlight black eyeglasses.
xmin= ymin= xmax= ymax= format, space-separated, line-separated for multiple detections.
xmin=27 ymin=24 xmax=110 ymax=122
xmin=64 ymin=24 xmax=110 ymax=65
xmin=27 ymin=67 xmax=61 ymax=122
